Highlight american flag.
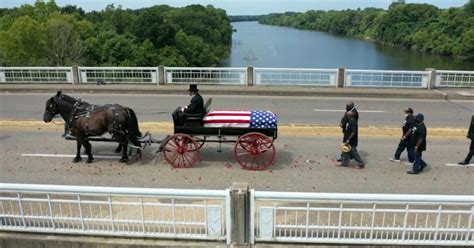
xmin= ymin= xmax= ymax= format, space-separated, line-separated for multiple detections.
xmin=203 ymin=110 xmax=277 ymax=129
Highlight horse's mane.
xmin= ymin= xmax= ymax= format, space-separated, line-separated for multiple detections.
xmin=60 ymin=93 xmax=91 ymax=107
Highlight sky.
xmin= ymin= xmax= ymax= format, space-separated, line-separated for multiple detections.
xmin=0 ymin=0 xmax=468 ymax=15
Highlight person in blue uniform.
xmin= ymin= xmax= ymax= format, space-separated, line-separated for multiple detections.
xmin=172 ymin=84 xmax=204 ymax=126
xmin=407 ymin=114 xmax=427 ymax=175
xmin=458 ymin=115 xmax=474 ymax=165
xmin=389 ymin=108 xmax=415 ymax=164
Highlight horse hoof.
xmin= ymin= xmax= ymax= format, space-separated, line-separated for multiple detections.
xmin=72 ymin=158 xmax=82 ymax=163
xmin=86 ymin=159 xmax=93 ymax=164
xmin=119 ymin=158 xmax=128 ymax=163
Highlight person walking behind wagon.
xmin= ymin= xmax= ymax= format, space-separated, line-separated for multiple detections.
xmin=407 ymin=114 xmax=427 ymax=175
xmin=336 ymin=111 xmax=365 ymax=169
xmin=389 ymin=108 xmax=415 ymax=164
xmin=337 ymin=101 xmax=359 ymax=162
xmin=458 ymin=115 xmax=474 ymax=165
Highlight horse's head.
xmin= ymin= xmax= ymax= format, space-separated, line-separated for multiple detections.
xmin=43 ymin=90 xmax=62 ymax=122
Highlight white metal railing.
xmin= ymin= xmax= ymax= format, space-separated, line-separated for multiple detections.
xmin=436 ymin=70 xmax=474 ymax=88
xmin=0 ymin=67 xmax=73 ymax=83
xmin=252 ymin=191 xmax=474 ymax=246
xmin=254 ymin=68 xmax=337 ymax=86
xmin=345 ymin=69 xmax=429 ymax=88
xmin=0 ymin=183 xmax=230 ymax=242
xmin=164 ymin=67 xmax=246 ymax=85
xmin=78 ymin=67 xmax=158 ymax=84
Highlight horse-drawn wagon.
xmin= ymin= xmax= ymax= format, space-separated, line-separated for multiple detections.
xmin=44 ymin=91 xmax=278 ymax=170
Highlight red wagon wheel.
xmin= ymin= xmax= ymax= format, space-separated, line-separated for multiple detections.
xmin=163 ymin=133 xmax=200 ymax=168
xmin=234 ymin=132 xmax=275 ymax=170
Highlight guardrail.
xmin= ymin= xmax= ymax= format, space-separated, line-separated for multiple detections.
xmin=436 ymin=70 xmax=474 ymax=88
xmin=252 ymin=191 xmax=474 ymax=246
xmin=0 ymin=183 xmax=230 ymax=242
xmin=0 ymin=67 xmax=72 ymax=83
xmin=345 ymin=69 xmax=429 ymax=88
xmin=1 ymin=183 xmax=473 ymax=246
xmin=79 ymin=67 xmax=158 ymax=84
xmin=254 ymin=68 xmax=337 ymax=86
xmin=164 ymin=67 xmax=246 ymax=85
xmin=0 ymin=66 xmax=473 ymax=88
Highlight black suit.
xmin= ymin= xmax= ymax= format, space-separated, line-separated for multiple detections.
xmin=172 ymin=93 xmax=204 ymax=126
xmin=184 ymin=93 xmax=204 ymax=114
xmin=462 ymin=115 xmax=474 ymax=164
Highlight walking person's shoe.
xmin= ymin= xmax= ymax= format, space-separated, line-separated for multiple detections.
xmin=336 ymin=158 xmax=342 ymax=162
xmin=354 ymin=164 xmax=365 ymax=169
xmin=335 ymin=162 xmax=347 ymax=167
xmin=406 ymin=171 xmax=419 ymax=175
xmin=389 ymin=158 xmax=400 ymax=163
xmin=458 ymin=161 xmax=469 ymax=165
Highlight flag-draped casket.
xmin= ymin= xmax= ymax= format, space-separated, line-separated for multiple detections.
xmin=203 ymin=110 xmax=277 ymax=129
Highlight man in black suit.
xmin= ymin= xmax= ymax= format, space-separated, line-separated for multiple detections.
xmin=172 ymin=84 xmax=204 ymax=126
xmin=337 ymin=101 xmax=359 ymax=162
xmin=458 ymin=115 xmax=474 ymax=165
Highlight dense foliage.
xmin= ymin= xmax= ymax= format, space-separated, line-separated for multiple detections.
xmin=259 ymin=1 xmax=474 ymax=61
xmin=0 ymin=0 xmax=232 ymax=66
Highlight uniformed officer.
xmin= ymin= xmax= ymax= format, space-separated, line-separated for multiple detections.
xmin=407 ymin=113 xmax=427 ymax=174
xmin=389 ymin=108 xmax=415 ymax=164
xmin=172 ymin=84 xmax=204 ymax=126
xmin=458 ymin=115 xmax=474 ymax=165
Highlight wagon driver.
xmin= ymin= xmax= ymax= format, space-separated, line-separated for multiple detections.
xmin=172 ymin=84 xmax=204 ymax=126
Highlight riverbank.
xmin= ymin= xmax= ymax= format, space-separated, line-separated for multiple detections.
xmin=225 ymin=22 xmax=474 ymax=70
xmin=258 ymin=2 xmax=474 ymax=64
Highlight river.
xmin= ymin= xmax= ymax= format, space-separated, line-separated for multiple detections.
xmin=222 ymin=21 xmax=474 ymax=70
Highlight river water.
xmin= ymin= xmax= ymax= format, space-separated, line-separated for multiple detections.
xmin=222 ymin=21 xmax=474 ymax=70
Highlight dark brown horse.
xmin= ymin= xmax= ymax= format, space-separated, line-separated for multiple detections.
xmin=43 ymin=91 xmax=141 ymax=163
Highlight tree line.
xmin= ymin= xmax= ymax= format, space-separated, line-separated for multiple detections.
xmin=259 ymin=1 xmax=474 ymax=61
xmin=0 ymin=0 xmax=233 ymax=66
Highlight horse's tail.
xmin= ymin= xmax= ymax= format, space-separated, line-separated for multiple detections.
xmin=125 ymin=108 xmax=142 ymax=138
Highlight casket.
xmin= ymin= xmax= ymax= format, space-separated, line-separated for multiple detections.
xmin=203 ymin=110 xmax=277 ymax=128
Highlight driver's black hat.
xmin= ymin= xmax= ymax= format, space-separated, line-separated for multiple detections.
xmin=188 ymin=84 xmax=199 ymax=92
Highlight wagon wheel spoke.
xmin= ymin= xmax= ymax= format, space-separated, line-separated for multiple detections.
xmin=163 ymin=133 xmax=200 ymax=168
xmin=234 ymin=132 xmax=275 ymax=170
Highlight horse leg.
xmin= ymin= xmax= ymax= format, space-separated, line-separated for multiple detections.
xmin=84 ymin=139 xmax=94 ymax=163
xmin=120 ymin=142 xmax=129 ymax=163
xmin=72 ymin=139 xmax=82 ymax=163
xmin=114 ymin=144 xmax=122 ymax=153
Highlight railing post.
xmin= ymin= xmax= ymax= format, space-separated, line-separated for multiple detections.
xmin=230 ymin=182 xmax=250 ymax=246
xmin=72 ymin=65 xmax=80 ymax=85
xmin=246 ymin=66 xmax=254 ymax=86
xmin=337 ymin=67 xmax=345 ymax=88
xmin=158 ymin=65 xmax=165 ymax=85
xmin=426 ymin=68 xmax=437 ymax=90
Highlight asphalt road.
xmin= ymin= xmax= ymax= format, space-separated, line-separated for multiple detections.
xmin=0 ymin=93 xmax=473 ymax=127
xmin=1 ymin=93 xmax=473 ymax=195
xmin=1 ymin=130 xmax=473 ymax=195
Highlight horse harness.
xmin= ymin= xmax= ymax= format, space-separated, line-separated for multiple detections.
xmin=65 ymin=102 xmax=122 ymax=136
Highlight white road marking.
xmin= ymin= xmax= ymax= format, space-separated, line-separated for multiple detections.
xmin=445 ymin=163 xmax=474 ymax=167
xmin=457 ymin=91 xmax=474 ymax=97
xmin=313 ymin=109 xmax=385 ymax=113
xmin=21 ymin=153 xmax=121 ymax=159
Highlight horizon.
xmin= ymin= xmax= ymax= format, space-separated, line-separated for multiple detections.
xmin=0 ymin=0 xmax=468 ymax=15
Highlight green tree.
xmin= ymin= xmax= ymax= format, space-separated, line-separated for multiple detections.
xmin=0 ymin=16 xmax=47 ymax=65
